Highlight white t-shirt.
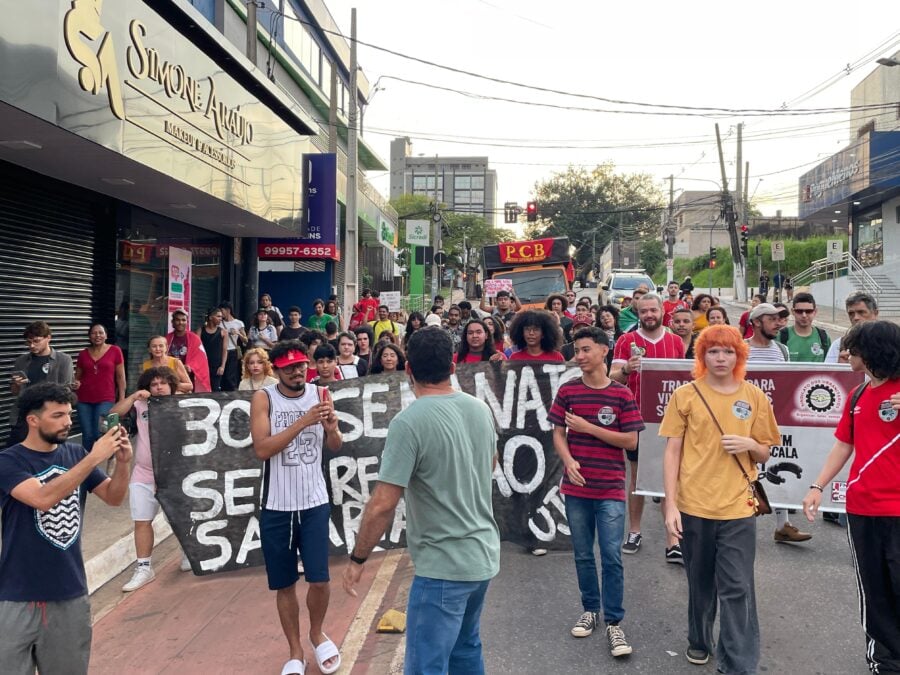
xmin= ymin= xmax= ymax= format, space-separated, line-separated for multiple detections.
xmin=222 ymin=319 xmax=245 ymax=352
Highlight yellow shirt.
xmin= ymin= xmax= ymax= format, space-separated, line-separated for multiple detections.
xmin=692 ymin=312 xmax=709 ymax=333
xmin=370 ymin=319 xmax=399 ymax=342
xmin=659 ymin=379 xmax=780 ymax=520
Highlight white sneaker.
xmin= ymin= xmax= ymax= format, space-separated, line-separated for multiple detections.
xmin=531 ymin=548 xmax=548 ymax=556
xmin=122 ymin=565 xmax=155 ymax=592
xmin=180 ymin=553 xmax=192 ymax=572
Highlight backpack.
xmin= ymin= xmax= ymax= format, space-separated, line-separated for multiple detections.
xmin=779 ymin=326 xmax=829 ymax=350
xmin=744 ymin=337 xmax=789 ymax=360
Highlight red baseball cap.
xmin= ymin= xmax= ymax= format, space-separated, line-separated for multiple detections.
xmin=272 ymin=349 xmax=309 ymax=368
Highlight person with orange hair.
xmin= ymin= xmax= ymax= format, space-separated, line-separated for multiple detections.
xmin=659 ymin=325 xmax=780 ymax=673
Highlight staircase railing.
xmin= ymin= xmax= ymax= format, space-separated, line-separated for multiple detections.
xmin=791 ymin=252 xmax=881 ymax=295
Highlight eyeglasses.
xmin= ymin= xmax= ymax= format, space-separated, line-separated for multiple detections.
xmin=793 ymin=308 xmax=815 ymax=315
xmin=280 ymin=363 xmax=307 ymax=373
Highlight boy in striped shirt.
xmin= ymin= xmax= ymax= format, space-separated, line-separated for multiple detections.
xmin=549 ymin=326 xmax=644 ymax=659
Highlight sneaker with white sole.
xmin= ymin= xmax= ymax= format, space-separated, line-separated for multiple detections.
xmin=530 ymin=548 xmax=548 ymax=556
xmin=180 ymin=553 xmax=192 ymax=572
xmin=622 ymin=532 xmax=642 ymax=554
xmin=606 ymin=624 xmax=633 ymax=657
xmin=665 ymin=544 xmax=684 ymax=565
xmin=122 ymin=565 xmax=155 ymax=592
xmin=570 ymin=611 xmax=599 ymax=638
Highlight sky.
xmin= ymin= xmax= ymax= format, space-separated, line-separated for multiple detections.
xmin=324 ymin=0 xmax=900 ymax=220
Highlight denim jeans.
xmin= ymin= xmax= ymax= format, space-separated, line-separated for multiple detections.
xmin=76 ymin=401 xmax=114 ymax=451
xmin=564 ymin=495 xmax=626 ymax=622
xmin=405 ymin=576 xmax=491 ymax=675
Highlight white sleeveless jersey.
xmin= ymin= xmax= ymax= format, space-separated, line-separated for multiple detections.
xmin=260 ymin=383 xmax=328 ymax=511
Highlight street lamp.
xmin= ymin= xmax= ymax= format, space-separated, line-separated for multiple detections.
xmin=876 ymin=57 xmax=900 ymax=67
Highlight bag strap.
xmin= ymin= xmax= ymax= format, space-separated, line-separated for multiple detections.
xmin=849 ymin=381 xmax=869 ymax=442
xmin=690 ymin=382 xmax=754 ymax=483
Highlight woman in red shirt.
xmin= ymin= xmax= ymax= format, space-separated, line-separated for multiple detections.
xmin=508 ymin=310 xmax=565 ymax=362
xmin=73 ymin=323 xmax=126 ymax=450
xmin=454 ymin=319 xmax=507 ymax=363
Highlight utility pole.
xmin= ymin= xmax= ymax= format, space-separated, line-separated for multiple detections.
xmin=734 ymin=123 xmax=747 ymax=301
xmin=246 ymin=1 xmax=258 ymax=65
xmin=714 ymin=123 xmax=746 ymax=302
xmin=666 ymin=174 xmax=675 ymax=283
xmin=342 ymin=9 xmax=359 ymax=323
xmin=431 ymin=155 xmax=440 ymax=300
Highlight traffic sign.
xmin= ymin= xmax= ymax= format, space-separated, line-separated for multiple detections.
xmin=771 ymin=240 xmax=785 ymax=262
xmin=826 ymin=239 xmax=843 ymax=263
xmin=434 ymin=250 xmax=447 ymax=266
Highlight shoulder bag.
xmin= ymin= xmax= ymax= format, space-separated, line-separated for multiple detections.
xmin=690 ymin=382 xmax=772 ymax=516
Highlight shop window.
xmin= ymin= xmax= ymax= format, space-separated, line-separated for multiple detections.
xmin=116 ymin=215 xmax=225 ymax=391
xmin=855 ymin=211 xmax=883 ymax=268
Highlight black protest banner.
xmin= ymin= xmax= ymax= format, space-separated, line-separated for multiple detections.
xmin=150 ymin=362 xmax=582 ymax=575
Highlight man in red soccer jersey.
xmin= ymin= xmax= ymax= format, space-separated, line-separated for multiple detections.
xmin=550 ymin=326 xmax=644 ymax=659
xmin=662 ymin=281 xmax=689 ymax=328
xmin=610 ymin=293 xmax=685 ymax=557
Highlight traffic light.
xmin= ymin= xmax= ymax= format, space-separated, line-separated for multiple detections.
xmin=709 ymin=246 xmax=717 ymax=269
xmin=709 ymin=259 xmax=717 ymax=269
xmin=526 ymin=201 xmax=538 ymax=222
xmin=504 ymin=202 xmax=518 ymax=224
xmin=740 ymin=224 xmax=750 ymax=257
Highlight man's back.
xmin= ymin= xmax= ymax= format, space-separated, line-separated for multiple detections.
xmin=378 ymin=392 xmax=500 ymax=582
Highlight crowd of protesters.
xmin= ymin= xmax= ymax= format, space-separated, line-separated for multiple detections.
xmin=1 ymin=278 xmax=898 ymax=675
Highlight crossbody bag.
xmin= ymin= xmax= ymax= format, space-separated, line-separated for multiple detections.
xmin=690 ymin=383 xmax=773 ymax=516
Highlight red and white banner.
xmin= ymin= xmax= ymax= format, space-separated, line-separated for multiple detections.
xmin=635 ymin=360 xmax=865 ymax=512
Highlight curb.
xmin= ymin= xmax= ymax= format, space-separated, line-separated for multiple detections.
xmin=85 ymin=512 xmax=172 ymax=595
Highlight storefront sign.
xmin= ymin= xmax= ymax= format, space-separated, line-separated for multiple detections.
xmin=798 ymin=136 xmax=870 ymax=219
xmin=258 ymin=153 xmax=339 ymax=260
xmin=23 ymin=0 xmax=310 ymax=231
xmin=405 ymin=219 xmax=430 ymax=246
xmin=635 ymin=360 xmax=864 ymax=511
xmin=379 ymin=218 xmax=397 ymax=250
xmin=167 ymin=246 xmax=192 ymax=329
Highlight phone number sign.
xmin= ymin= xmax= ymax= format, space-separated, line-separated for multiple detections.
xmin=258 ymin=241 xmax=339 ymax=260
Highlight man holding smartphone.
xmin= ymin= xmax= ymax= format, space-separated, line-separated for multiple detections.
xmin=8 ymin=321 xmax=73 ymax=446
xmin=0 ymin=382 xmax=132 ymax=674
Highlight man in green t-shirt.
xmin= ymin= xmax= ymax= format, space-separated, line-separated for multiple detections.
xmin=779 ymin=292 xmax=831 ymax=363
xmin=342 ymin=327 xmax=500 ymax=674
xmin=306 ymin=299 xmax=335 ymax=331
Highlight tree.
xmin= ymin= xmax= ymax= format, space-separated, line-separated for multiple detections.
xmin=639 ymin=240 xmax=666 ymax=279
xmin=529 ymin=164 xmax=664 ymax=276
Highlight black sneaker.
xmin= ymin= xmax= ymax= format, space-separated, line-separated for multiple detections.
xmin=606 ymin=624 xmax=633 ymax=657
xmin=686 ymin=647 xmax=709 ymax=664
xmin=570 ymin=611 xmax=598 ymax=638
xmin=665 ymin=544 xmax=684 ymax=565
xmin=622 ymin=532 xmax=642 ymax=554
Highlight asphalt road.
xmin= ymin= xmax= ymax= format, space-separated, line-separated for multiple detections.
xmin=479 ymin=506 xmax=867 ymax=674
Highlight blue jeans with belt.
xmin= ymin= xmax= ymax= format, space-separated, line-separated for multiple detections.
xmin=76 ymin=401 xmax=114 ymax=451
xmin=564 ymin=495 xmax=626 ymax=622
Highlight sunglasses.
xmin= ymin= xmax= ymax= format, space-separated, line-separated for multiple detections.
xmin=793 ymin=308 xmax=815 ymax=315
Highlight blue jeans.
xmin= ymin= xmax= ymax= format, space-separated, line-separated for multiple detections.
xmin=76 ymin=401 xmax=114 ymax=451
xmin=405 ymin=576 xmax=491 ymax=675
xmin=565 ymin=495 xmax=626 ymax=622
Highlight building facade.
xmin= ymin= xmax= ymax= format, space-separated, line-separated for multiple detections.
xmin=389 ymin=137 xmax=498 ymax=228
xmin=669 ymin=191 xmax=733 ymax=259
xmin=0 ymin=0 xmax=395 ymax=438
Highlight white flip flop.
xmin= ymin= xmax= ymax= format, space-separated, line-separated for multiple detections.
xmin=312 ymin=634 xmax=341 ymax=674
xmin=281 ymin=658 xmax=306 ymax=675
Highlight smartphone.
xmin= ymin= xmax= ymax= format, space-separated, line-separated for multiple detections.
xmin=11 ymin=370 xmax=28 ymax=383
xmin=99 ymin=413 xmax=120 ymax=433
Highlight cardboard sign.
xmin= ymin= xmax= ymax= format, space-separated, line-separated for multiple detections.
xmin=484 ymin=279 xmax=513 ymax=298
xmin=380 ymin=291 xmax=401 ymax=312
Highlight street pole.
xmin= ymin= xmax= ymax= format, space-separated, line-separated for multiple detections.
xmin=666 ymin=174 xmax=675 ymax=283
xmin=342 ymin=9 xmax=359 ymax=324
xmin=431 ymin=155 xmax=440 ymax=300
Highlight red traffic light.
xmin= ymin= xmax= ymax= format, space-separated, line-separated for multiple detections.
xmin=740 ymin=224 xmax=749 ymax=234
xmin=526 ymin=201 xmax=538 ymax=222
xmin=709 ymin=259 xmax=717 ymax=269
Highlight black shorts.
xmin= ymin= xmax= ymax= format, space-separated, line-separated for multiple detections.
xmin=260 ymin=504 xmax=331 ymax=589
xmin=626 ymin=440 xmax=639 ymax=464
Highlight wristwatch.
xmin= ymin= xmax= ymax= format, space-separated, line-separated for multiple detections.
xmin=349 ymin=552 xmax=367 ymax=565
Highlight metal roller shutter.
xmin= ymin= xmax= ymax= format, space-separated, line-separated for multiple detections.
xmin=0 ymin=177 xmax=101 ymax=441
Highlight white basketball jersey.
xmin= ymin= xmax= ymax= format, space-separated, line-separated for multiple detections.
xmin=260 ymin=383 xmax=328 ymax=511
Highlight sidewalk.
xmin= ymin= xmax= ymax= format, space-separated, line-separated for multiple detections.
xmin=89 ymin=545 xmax=414 ymax=674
